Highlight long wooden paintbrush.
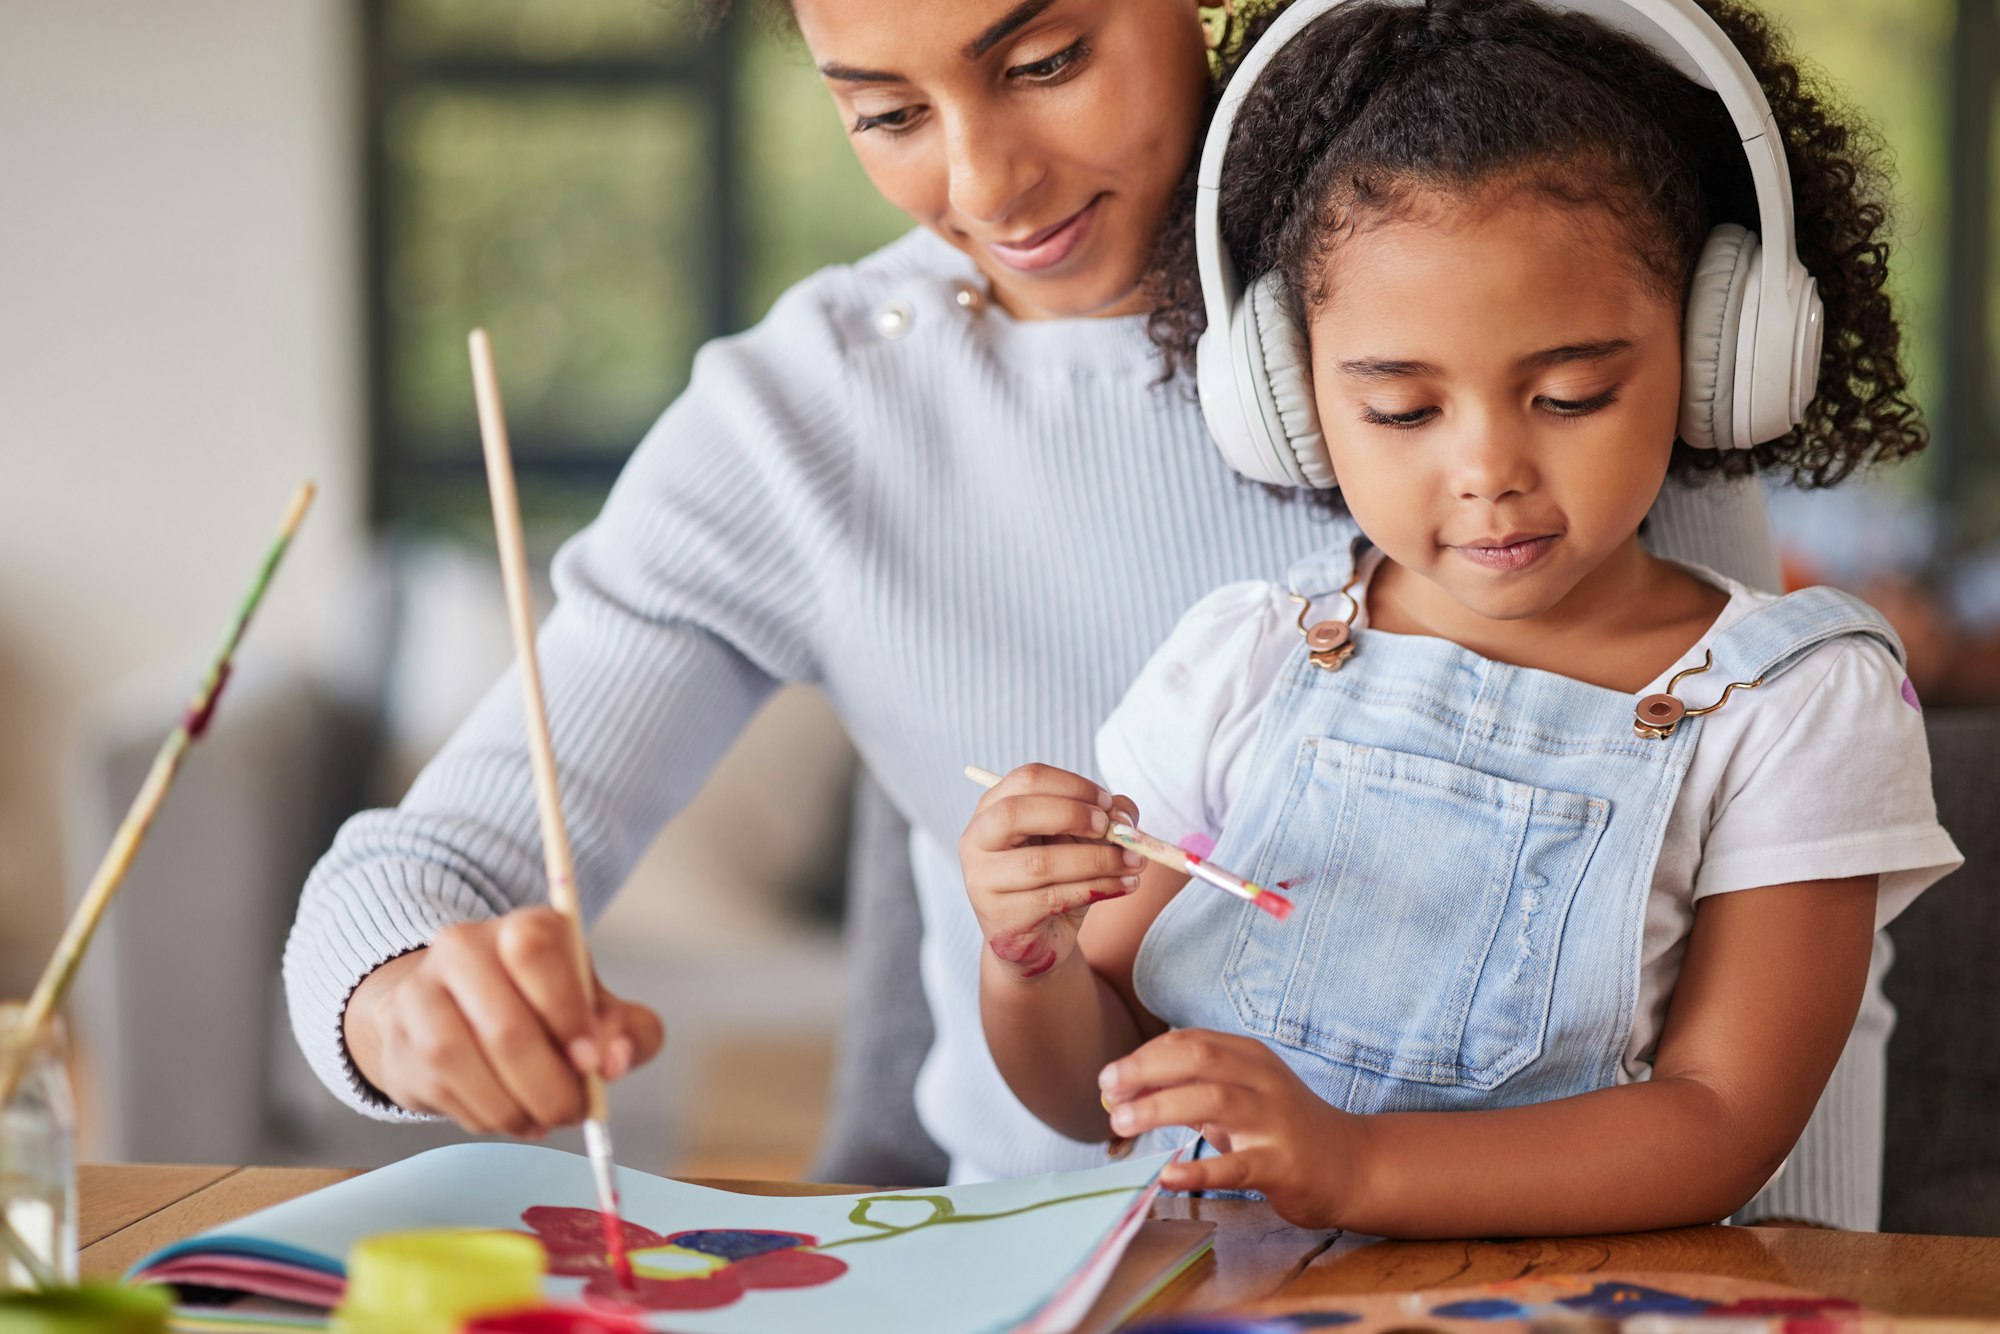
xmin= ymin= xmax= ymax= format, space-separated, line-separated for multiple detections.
xmin=466 ymin=328 xmax=634 ymax=1292
xmin=0 ymin=481 xmax=314 ymax=1285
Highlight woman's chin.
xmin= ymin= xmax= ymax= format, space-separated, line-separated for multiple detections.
xmin=983 ymin=270 xmax=1151 ymax=322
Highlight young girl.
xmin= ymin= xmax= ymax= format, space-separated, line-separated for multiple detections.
xmin=961 ymin=0 xmax=1961 ymax=1236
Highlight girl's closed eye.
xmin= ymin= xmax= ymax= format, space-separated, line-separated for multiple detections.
xmin=1359 ymin=404 xmax=1439 ymax=429
xmin=1535 ymin=386 xmax=1622 ymax=418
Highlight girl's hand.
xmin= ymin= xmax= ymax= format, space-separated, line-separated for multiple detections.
xmin=959 ymin=763 xmax=1144 ymax=980
xmin=341 ymin=907 xmax=666 ymax=1135
xmin=1099 ymin=1029 xmax=1360 ymax=1229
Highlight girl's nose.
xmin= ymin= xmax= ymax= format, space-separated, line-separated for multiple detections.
xmin=943 ymin=108 xmax=1044 ymax=227
xmin=1451 ymin=420 xmax=1538 ymax=502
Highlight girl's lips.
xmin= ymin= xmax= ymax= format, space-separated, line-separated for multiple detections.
xmin=986 ymin=197 xmax=1101 ymax=273
xmin=1451 ymin=535 xmax=1558 ymax=572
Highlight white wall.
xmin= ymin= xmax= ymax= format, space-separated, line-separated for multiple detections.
xmin=0 ymin=0 xmax=366 ymax=993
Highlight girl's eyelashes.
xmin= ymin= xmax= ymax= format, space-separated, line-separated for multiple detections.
xmin=847 ymin=40 xmax=1090 ymax=139
xmin=1536 ymin=387 xmax=1621 ymax=417
xmin=1357 ymin=387 xmax=1622 ymax=429
xmin=1359 ymin=405 xmax=1438 ymax=429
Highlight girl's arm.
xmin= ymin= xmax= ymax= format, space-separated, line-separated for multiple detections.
xmin=961 ymin=764 xmax=1188 ymax=1141
xmin=1101 ymin=874 xmax=1877 ymax=1236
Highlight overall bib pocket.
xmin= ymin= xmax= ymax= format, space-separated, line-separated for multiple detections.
xmin=1224 ymin=736 xmax=1609 ymax=1090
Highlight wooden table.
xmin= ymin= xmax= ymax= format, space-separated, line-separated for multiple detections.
xmin=80 ymin=1164 xmax=2000 ymax=1325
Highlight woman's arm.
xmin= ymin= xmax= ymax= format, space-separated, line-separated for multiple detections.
xmin=284 ymin=277 xmax=859 ymax=1126
xmin=1102 ymin=874 xmax=1877 ymax=1236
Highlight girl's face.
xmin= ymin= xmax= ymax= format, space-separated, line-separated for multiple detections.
xmin=791 ymin=0 xmax=1209 ymax=321
xmin=1305 ymin=188 xmax=1686 ymax=628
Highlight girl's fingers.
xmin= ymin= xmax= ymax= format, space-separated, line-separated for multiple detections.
xmin=1100 ymin=1029 xmax=1268 ymax=1104
xmin=969 ymin=792 xmax=1115 ymax=850
xmin=981 ymin=763 xmax=1114 ymax=808
xmin=1161 ymin=1148 xmax=1265 ymax=1195
xmin=981 ymin=842 xmax=1144 ymax=894
xmin=442 ymin=944 xmax=588 ymax=1128
xmin=981 ymin=879 xmax=1140 ymax=941
xmin=1105 ymin=1081 xmax=1247 ymax=1138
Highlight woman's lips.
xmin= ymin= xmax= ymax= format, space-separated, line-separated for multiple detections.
xmin=986 ymin=197 xmax=1101 ymax=273
xmin=1451 ymin=535 xmax=1558 ymax=572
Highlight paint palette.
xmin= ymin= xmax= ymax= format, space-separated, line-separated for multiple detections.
xmin=1131 ymin=1271 xmax=1879 ymax=1333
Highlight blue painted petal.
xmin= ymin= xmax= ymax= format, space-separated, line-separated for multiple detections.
xmin=1430 ymin=1299 xmax=1528 ymax=1319
xmin=667 ymin=1230 xmax=805 ymax=1262
xmin=1558 ymin=1282 xmax=1712 ymax=1317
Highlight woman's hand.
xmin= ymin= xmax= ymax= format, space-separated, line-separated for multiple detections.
xmin=1099 ymin=1029 xmax=1360 ymax=1229
xmin=340 ymin=907 xmax=665 ymax=1135
xmin=959 ymin=763 xmax=1144 ymax=981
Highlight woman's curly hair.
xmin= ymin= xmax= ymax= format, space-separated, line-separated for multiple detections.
xmin=1141 ymin=0 xmax=1926 ymax=493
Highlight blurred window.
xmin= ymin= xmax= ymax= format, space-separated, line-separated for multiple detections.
xmin=1760 ymin=0 xmax=1995 ymax=546
xmin=364 ymin=1 xmax=907 ymax=533
xmin=366 ymin=1 xmax=1996 ymax=544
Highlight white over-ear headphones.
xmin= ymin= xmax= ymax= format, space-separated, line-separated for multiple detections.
xmin=1194 ymin=0 xmax=1826 ymax=488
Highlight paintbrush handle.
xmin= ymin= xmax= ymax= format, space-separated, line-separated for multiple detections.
xmin=469 ymin=331 xmax=619 ymax=1151
xmin=963 ymin=764 xmax=1291 ymax=921
xmin=964 ymin=763 xmax=1196 ymax=871
xmin=2 ymin=482 xmax=314 ymax=1107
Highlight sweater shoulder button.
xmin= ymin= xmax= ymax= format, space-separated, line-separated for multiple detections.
xmin=873 ymin=301 xmax=914 ymax=339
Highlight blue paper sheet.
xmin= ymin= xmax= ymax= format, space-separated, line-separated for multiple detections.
xmin=132 ymin=1143 xmax=1179 ymax=1334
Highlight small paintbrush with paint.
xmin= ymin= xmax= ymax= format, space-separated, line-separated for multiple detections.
xmin=470 ymin=329 xmax=634 ymax=1292
xmin=964 ymin=765 xmax=1293 ymax=921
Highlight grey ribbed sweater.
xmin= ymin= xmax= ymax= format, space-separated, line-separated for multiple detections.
xmin=286 ymin=228 xmax=1881 ymax=1224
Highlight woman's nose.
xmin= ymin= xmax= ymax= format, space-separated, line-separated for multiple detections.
xmin=943 ymin=109 xmax=1043 ymax=227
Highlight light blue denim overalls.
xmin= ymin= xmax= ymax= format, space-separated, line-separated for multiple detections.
xmin=1133 ymin=543 xmax=1902 ymax=1115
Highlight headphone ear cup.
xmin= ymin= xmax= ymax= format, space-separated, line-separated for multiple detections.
xmin=1244 ymin=271 xmax=1337 ymax=488
xmin=1679 ymin=223 xmax=1757 ymax=451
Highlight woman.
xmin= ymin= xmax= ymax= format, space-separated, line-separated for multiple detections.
xmin=287 ymin=0 xmax=1880 ymax=1225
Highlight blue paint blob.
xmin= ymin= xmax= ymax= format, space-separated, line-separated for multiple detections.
xmin=1431 ymin=1298 xmax=1529 ymax=1319
xmin=1557 ymin=1282 xmax=1712 ymax=1317
xmin=664 ymin=1229 xmax=804 ymax=1262
xmin=1290 ymin=1314 xmax=1364 ymax=1327
xmin=1125 ymin=1319 xmax=1293 ymax=1334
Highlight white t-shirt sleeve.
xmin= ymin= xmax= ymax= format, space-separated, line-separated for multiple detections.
xmin=1096 ymin=581 xmax=1296 ymax=846
xmin=1695 ymin=636 xmax=1962 ymax=926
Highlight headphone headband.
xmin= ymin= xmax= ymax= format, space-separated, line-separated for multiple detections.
xmin=1195 ymin=0 xmax=1821 ymax=478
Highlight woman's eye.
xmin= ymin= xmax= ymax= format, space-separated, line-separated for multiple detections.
xmin=1007 ymin=39 xmax=1089 ymax=83
xmin=851 ymin=105 xmax=924 ymax=137
xmin=1537 ymin=388 xmax=1620 ymax=417
xmin=1360 ymin=405 xmax=1438 ymax=429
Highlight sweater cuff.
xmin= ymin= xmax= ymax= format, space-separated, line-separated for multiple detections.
xmin=284 ymin=860 xmax=504 ymax=1123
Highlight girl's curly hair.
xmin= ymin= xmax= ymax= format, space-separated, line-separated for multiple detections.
xmin=1141 ymin=0 xmax=1926 ymax=493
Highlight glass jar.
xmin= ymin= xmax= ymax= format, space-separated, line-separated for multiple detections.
xmin=0 ymin=1003 xmax=77 ymax=1291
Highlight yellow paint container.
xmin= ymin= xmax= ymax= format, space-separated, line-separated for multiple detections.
xmin=331 ymin=1230 xmax=546 ymax=1334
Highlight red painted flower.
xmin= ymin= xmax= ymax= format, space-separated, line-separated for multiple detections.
xmin=519 ymin=1207 xmax=848 ymax=1312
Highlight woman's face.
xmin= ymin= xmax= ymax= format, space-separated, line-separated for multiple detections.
xmin=792 ymin=0 xmax=1209 ymax=321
